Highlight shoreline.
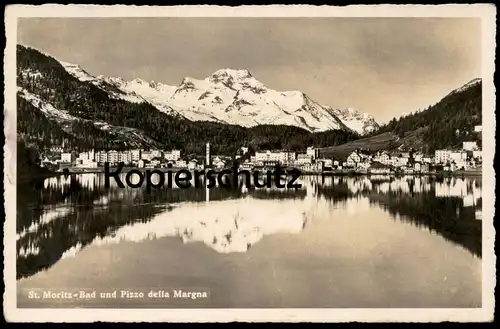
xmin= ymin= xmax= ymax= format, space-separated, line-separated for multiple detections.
xmin=39 ymin=167 xmax=482 ymax=178
xmin=320 ymin=170 xmax=482 ymax=177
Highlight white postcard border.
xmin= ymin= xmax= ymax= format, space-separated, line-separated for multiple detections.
xmin=3 ymin=4 xmax=496 ymax=323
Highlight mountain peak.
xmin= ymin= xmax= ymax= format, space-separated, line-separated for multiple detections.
xmin=451 ymin=78 xmax=482 ymax=94
xmin=58 ymin=60 xmax=80 ymax=69
xmin=58 ymin=60 xmax=94 ymax=82
xmin=131 ymin=77 xmax=148 ymax=84
xmin=463 ymin=78 xmax=481 ymax=88
xmin=340 ymin=108 xmax=373 ymax=119
xmin=210 ymin=68 xmax=253 ymax=81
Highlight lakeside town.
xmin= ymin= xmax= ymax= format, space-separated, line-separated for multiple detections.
xmin=40 ymin=124 xmax=482 ymax=176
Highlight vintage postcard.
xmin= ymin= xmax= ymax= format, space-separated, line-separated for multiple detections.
xmin=3 ymin=4 xmax=496 ymax=323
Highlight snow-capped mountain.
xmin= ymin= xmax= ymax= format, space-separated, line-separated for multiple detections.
xmin=448 ymin=78 xmax=482 ymax=95
xmin=58 ymin=62 xmax=379 ymax=135
xmin=17 ymin=86 xmax=163 ymax=149
xmin=328 ymin=108 xmax=380 ymax=136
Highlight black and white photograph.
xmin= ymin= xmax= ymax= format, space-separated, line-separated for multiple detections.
xmin=3 ymin=4 xmax=496 ymax=323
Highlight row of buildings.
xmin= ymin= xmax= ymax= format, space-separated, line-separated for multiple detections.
xmin=44 ymin=144 xmax=237 ymax=171
xmin=43 ymin=148 xmax=189 ymax=170
xmin=241 ymin=147 xmax=323 ymax=172
xmin=338 ymin=140 xmax=482 ymax=174
xmin=239 ymin=140 xmax=482 ymax=174
xmin=44 ymin=144 xmax=325 ymax=172
xmin=42 ymin=127 xmax=482 ymax=174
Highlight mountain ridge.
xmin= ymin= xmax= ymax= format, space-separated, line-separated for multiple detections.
xmin=51 ymin=51 xmax=378 ymax=135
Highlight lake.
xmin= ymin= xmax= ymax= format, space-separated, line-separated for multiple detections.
xmin=16 ymin=173 xmax=482 ymax=308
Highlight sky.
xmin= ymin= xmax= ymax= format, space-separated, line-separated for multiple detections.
xmin=17 ymin=17 xmax=481 ymax=123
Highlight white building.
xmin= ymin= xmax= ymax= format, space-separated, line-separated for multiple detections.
xmin=239 ymin=162 xmax=253 ymax=171
xmin=474 ymin=125 xmax=482 ymax=132
xmin=421 ymin=163 xmax=430 ymax=173
xmin=165 ymin=152 xmax=175 ymax=162
xmin=163 ymin=150 xmax=181 ymax=161
xmin=374 ymin=151 xmax=390 ymax=165
xmin=450 ymin=151 xmax=467 ymax=162
xmin=346 ymin=152 xmax=361 ymax=167
xmin=296 ymin=154 xmax=313 ymax=165
xmin=212 ymin=156 xmax=224 ymax=167
xmin=435 ymin=150 xmax=452 ymax=164
xmin=472 ymin=150 xmax=482 ymax=160
xmin=369 ymin=162 xmax=391 ymax=174
xmin=453 ymin=159 xmax=468 ymax=170
xmin=175 ymin=160 xmax=187 ymax=168
xmin=413 ymin=153 xmax=423 ymax=162
xmin=119 ymin=151 xmax=132 ymax=164
xmin=150 ymin=159 xmax=161 ymax=167
xmin=403 ymin=167 xmax=414 ymax=174
xmin=78 ymin=150 xmax=94 ymax=162
xmin=61 ymin=152 xmax=74 ymax=163
xmin=255 ymin=150 xmax=296 ymax=164
xmin=188 ymin=159 xmax=198 ymax=170
xmin=450 ymin=150 xmax=468 ymax=170
xmin=97 ymin=151 xmax=108 ymax=163
xmin=41 ymin=156 xmax=53 ymax=166
xmin=141 ymin=151 xmax=154 ymax=161
xmin=282 ymin=151 xmax=296 ymax=164
xmin=107 ymin=150 xmax=119 ymax=164
xmin=347 ymin=151 xmax=372 ymax=168
xmin=151 ymin=150 xmax=162 ymax=158
xmin=206 ymin=143 xmax=211 ymax=166
xmin=164 ymin=150 xmax=181 ymax=161
xmin=172 ymin=150 xmax=181 ymax=160
xmin=301 ymin=162 xmax=324 ymax=172
xmin=76 ymin=159 xmax=98 ymax=168
xmin=50 ymin=146 xmax=64 ymax=153
xmin=215 ymin=160 xmax=226 ymax=170
xmin=462 ymin=141 xmax=478 ymax=151
xmin=306 ymin=146 xmax=320 ymax=160
xmin=131 ymin=149 xmax=141 ymax=162
xmin=391 ymin=155 xmax=408 ymax=167
xmin=414 ymin=162 xmax=422 ymax=172
xmin=357 ymin=161 xmax=371 ymax=170
xmin=317 ymin=158 xmax=333 ymax=168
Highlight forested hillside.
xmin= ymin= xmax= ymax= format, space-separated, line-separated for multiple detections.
xmin=16 ymin=140 xmax=56 ymax=183
xmin=321 ymin=79 xmax=482 ymax=158
xmin=373 ymin=80 xmax=482 ymax=153
xmin=17 ymin=96 xmax=132 ymax=151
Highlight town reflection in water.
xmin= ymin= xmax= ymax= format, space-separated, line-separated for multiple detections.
xmin=17 ymin=173 xmax=482 ymax=281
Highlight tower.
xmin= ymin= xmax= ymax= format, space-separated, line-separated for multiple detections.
xmin=206 ymin=142 xmax=211 ymax=167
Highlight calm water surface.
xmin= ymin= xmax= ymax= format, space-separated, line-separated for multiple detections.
xmin=16 ymin=174 xmax=482 ymax=308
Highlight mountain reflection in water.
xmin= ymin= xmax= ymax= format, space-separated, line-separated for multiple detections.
xmin=17 ymin=174 xmax=482 ymax=280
